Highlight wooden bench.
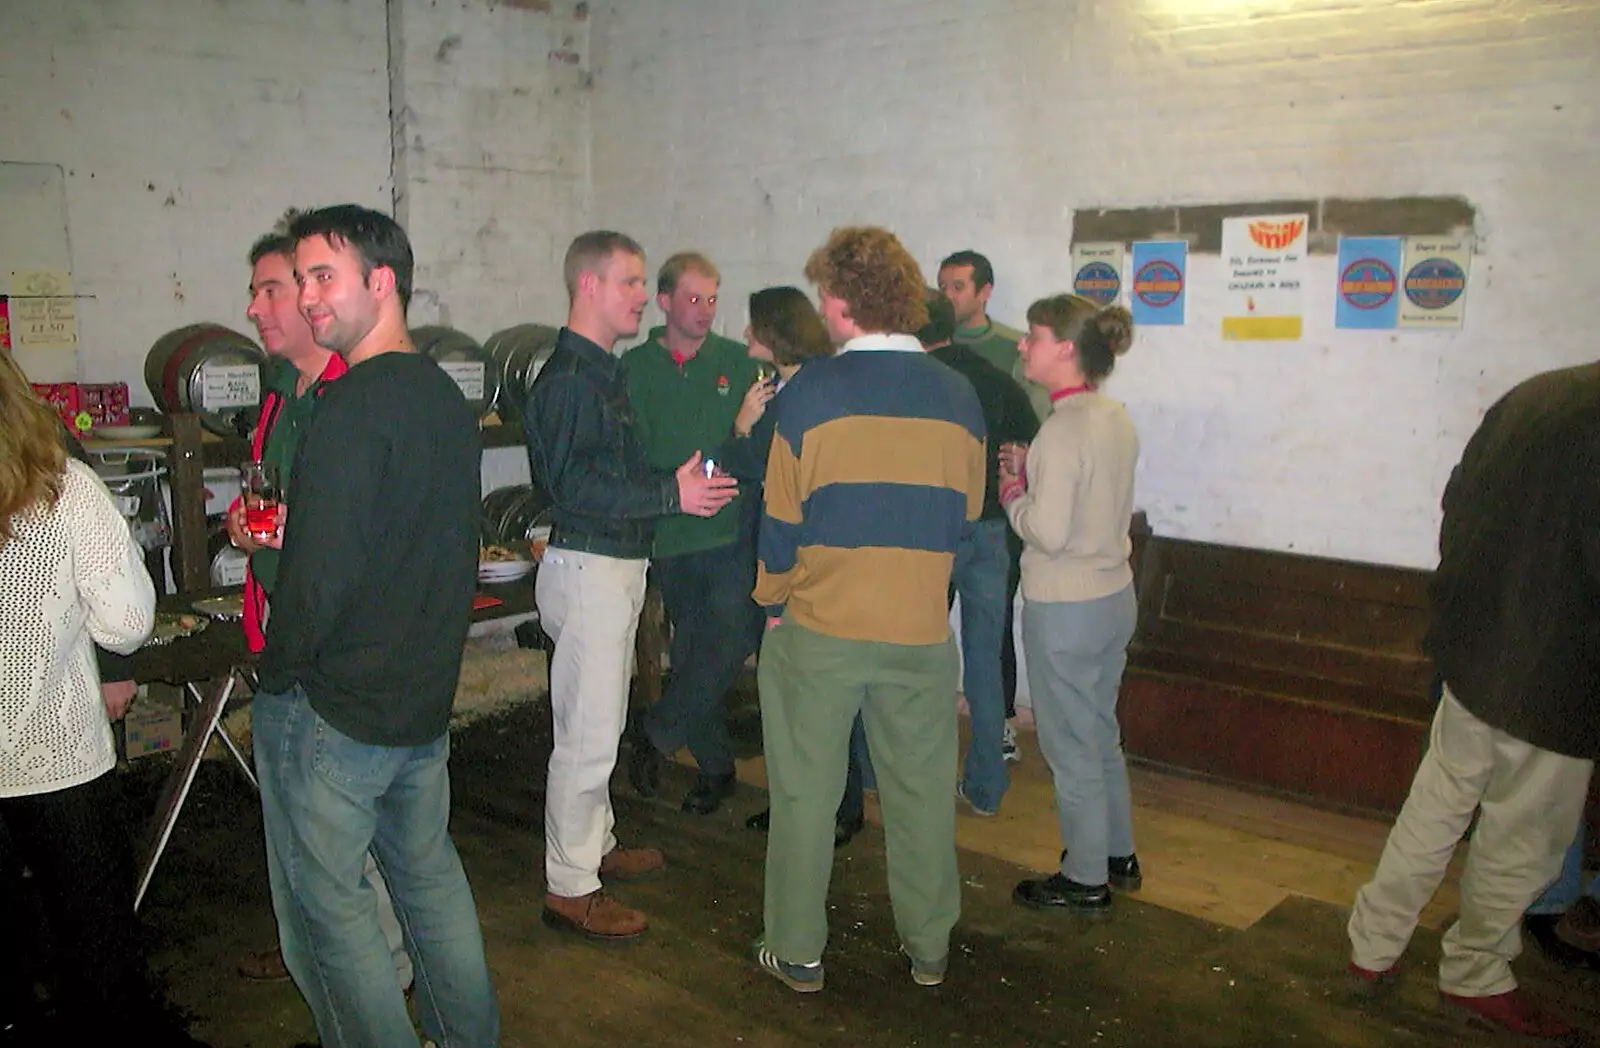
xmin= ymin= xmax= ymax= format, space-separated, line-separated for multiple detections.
xmin=1119 ymin=530 xmax=1436 ymax=814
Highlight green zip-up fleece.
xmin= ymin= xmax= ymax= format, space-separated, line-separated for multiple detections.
xmin=623 ymin=329 xmax=758 ymax=557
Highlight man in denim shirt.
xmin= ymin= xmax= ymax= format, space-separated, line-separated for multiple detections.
xmin=524 ymin=230 xmax=736 ymax=942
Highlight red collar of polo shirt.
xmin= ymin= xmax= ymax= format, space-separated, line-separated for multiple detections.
xmin=1050 ymin=383 xmax=1092 ymax=402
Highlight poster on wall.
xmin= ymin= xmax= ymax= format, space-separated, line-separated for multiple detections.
xmin=8 ymin=269 xmax=78 ymax=351
xmin=1071 ymin=242 xmax=1124 ymax=306
xmin=1129 ymin=241 xmax=1186 ymax=326
xmin=1397 ymin=237 xmax=1471 ymax=330
xmin=1220 ymin=214 xmax=1307 ymax=340
xmin=1334 ymin=236 xmax=1402 ymax=330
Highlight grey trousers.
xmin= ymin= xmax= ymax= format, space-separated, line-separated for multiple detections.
xmin=1022 ymin=584 xmax=1137 ymax=886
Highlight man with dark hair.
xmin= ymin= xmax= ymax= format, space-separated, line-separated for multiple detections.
xmin=754 ymin=226 xmax=985 ymax=993
xmin=1346 ymin=363 xmax=1600 ymax=1039
xmin=918 ymin=292 xmax=1038 ymax=817
xmin=253 ymin=204 xmax=499 ymax=1046
xmin=939 ymin=248 xmax=1045 ymax=762
xmin=226 ymin=218 xmax=413 ymax=994
xmin=524 ymin=231 xmax=737 ymax=942
xmin=624 ymin=251 xmax=762 ymax=816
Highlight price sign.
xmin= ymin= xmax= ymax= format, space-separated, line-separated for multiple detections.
xmin=199 ymin=363 xmax=261 ymax=410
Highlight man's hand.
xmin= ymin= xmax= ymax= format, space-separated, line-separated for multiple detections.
xmin=675 ymin=452 xmax=738 ymax=518
xmin=102 ymin=679 xmax=137 ymax=721
xmin=226 ymin=502 xmax=263 ymax=554
xmin=734 ymin=376 xmax=777 ymax=437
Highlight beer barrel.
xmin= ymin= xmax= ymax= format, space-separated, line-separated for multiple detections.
xmin=482 ymin=323 xmax=559 ymax=428
xmin=144 ymin=324 xmax=267 ymax=437
xmin=480 ymin=483 xmax=554 ymax=550
xmin=411 ymin=325 xmax=499 ymax=421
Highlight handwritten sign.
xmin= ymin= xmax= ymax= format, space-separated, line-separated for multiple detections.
xmin=199 ymin=363 xmax=261 ymax=411
xmin=440 ymin=360 xmax=486 ymax=401
xmin=9 ymin=269 xmax=78 ymax=350
xmin=1220 ymin=215 xmax=1307 ymax=341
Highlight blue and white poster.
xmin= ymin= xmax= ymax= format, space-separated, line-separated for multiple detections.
xmin=1129 ymin=241 xmax=1186 ymax=326
xmin=1071 ymin=242 xmax=1124 ymax=306
xmin=1334 ymin=236 xmax=1402 ymax=330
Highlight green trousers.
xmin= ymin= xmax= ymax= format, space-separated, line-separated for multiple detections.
xmin=758 ymin=619 xmax=961 ymax=964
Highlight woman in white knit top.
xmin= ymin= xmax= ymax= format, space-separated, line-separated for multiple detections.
xmin=0 ymin=354 xmax=205 ymax=1044
xmin=997 ymin=294 xmax=1142 ymax=918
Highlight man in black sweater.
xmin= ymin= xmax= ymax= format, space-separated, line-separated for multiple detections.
xmin=253 ymin=205 xmax=498 ymax=1047
xmin=917 ymin=292 xmax=1038 ymax=817
xmin=1347 ymin=363 xmax=1600 ymax=1040
xmin=523 ymin=231 xmax=736 ymax=943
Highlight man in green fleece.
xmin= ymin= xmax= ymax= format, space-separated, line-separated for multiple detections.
xmin=623 ymin=251 xmax=763 ymax=815
xmin=938 ymin=249 xmax=1050 ymax=422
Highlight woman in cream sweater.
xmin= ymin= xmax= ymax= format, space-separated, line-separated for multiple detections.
xmin=997 ymin=294 xmax=1141 ymax=918
xmin=0 ymin=354 xmax=207 ymax=1044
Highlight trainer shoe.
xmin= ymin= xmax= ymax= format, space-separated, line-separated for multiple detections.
xmin=1001 ymin=721 xmax=1021 ymax=763
xmin=1439 ymin=988 xmax=1572 ymax=1039
xmin=755 ymin=942 xmax=824 ymax=993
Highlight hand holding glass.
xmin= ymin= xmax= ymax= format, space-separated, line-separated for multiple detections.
xmin=241 ymin=461 xmax=282 ymax=543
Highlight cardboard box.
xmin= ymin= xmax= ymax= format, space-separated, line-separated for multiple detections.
xmin=80 ymin=382 xmax=130 ymax=428
xmin=123 ymin=683 xmax=184 ymax=760
xmin=31 ymin=382 xmax=90 ymax=434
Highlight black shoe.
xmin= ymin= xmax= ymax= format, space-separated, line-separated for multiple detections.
xmin=834 ymin=814 xmax=865 ymax=848
xmin=1058 ymin=848 xmax=1143 ymax=892
xmin=745 ymin=808 xmax=771 ymax=832
xmin=1524 ymin=914 xmax=1600 ymax=971
xmin=1014 ymin=873 xmax=1112 ymax=916
xmin=628 ymin=740 xmax=663 ymax=798
xmin=682 ymin=772 xmax=737 ymax=815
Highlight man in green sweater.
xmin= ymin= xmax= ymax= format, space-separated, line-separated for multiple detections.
xmin=939 ymin=248 xmax=1047 ymax=763
xmin=623 ymin=252 xmax=762 ymax=815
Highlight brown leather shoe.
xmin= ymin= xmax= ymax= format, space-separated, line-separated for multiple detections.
xmin=541 ymin=891 xmax=647 ymax=941
xmin=237 ymin=945 xmax=291 ymax=982
xmin=599 ymin=846 xmax=665 ymax=882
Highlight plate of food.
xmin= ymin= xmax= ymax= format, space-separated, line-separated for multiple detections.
xmin=479 ymin=543 xmax=534 ymax=583
xmin=145 ymin=610 xmax=209 ymax=647
xmin=191 ymin=594 xmax=245 ymax=621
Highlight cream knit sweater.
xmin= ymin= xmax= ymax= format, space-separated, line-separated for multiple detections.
xmin=0 ymin=459 xmax=155 ymax=797
xmin=1004 ymin=390 xmax=1139 ymax=603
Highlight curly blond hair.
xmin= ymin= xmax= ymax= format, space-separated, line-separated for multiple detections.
xmin=803 ymin=226 xmax=928 ymax=335
xmin=0 ymin=353 xmax=67 ymax=544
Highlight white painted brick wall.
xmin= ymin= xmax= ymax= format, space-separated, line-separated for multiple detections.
xmin=391 ymin=0 xmax=590 ymax=339
xmin=1 ymin=0 xmax=393 ymax=398
xmin=588 ymin=0 xmax=1600 ymax=569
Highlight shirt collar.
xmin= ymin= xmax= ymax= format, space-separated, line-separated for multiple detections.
xmin=837 ymin=333 xmax=924 ymax=355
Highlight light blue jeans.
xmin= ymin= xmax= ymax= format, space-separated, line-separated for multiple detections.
xmin=254 ymin=685 xmax=499 ymax=1048
xmin=1527 ymin=826 xmax=1597 ymax=916
xmin=1023 ymin=584 xmax=1138 ymax=886
xmin=952 ymin=519 xmax=1011 ymax=812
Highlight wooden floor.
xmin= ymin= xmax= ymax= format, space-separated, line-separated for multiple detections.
xmin=730 ymin=716 xmax=1462 ymax=934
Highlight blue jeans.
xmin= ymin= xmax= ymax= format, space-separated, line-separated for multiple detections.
xmin=1023 ymin=585 xmax=1138 ymax=886
xmin=1527 ymin=826 xmax=1598 ymax=916
xmin=952 ymin=519 xmax=1011 ymax=812
xmin=647 ymin=542 xmax=763 ymax=777
xmin=254 ymin=686 xmax=499 ymax=1048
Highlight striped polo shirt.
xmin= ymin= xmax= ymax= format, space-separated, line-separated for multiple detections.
xmin=755 ymin=333 xmax=986 ymax=646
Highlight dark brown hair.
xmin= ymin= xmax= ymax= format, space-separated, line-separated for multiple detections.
xmin=803 ymin=226 xmax=927 ymax=335
xmin=749 ymin=287 xmax=832 ymax=367
xmin=1025 ymin=294 xmax=1133 ymax=383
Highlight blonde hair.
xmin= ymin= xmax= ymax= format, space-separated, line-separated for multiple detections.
xmin=0 ymin=353 xmax=67 ymax=544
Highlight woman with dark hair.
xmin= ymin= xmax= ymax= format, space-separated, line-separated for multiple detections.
xmin=0 ymin=354 xmax=206 ymax=1045
xmin=719 ymin=288 xmax=868 ymax=846
xmin=998 ymin=294 xmax=1143 ymax=918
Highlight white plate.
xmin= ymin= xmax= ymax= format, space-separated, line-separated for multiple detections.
xmin=93 ymin=424 xmax=163 ymax=440
xmin=478 ymin=564 xmax=534 ymax=584
xmin=192 ymin=594 xmax=245 ymax=620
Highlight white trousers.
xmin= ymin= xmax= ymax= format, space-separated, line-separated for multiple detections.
xmin=1348 ymin=687 xmax=1593 ymax=995
xmin=535 ymin=547 xmax=647 ymax=898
